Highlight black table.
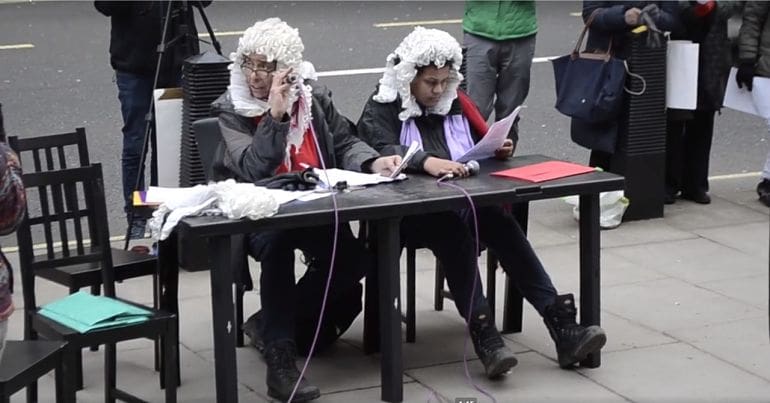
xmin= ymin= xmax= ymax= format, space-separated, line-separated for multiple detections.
xmin=175 ymin=155 xmax=624 ymax=403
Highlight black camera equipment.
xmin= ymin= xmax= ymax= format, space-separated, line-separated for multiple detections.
xmin=124 ymin=0 xmax=222 ymax=249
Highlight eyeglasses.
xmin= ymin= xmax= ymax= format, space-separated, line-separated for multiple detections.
xmin=240 ymin=60 xmax=277 ymax=76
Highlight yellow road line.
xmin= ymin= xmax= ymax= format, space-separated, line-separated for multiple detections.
xmin=0 ymin=43 xmax=34 ymax=50
xmin=374 ymin=19 xmax=461 ymax=28
xmin=198 ymin=31 xmax=244 ymax=38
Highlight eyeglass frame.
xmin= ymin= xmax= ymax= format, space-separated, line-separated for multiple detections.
xmin=240 ymin=60 xmax=278 ymax=76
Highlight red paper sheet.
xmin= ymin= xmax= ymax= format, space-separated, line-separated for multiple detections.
xmin=491 ymin=161 xmax=595 ymax=183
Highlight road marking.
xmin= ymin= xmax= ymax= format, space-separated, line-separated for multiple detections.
xmin=316 ymin=67 xmax=385 ymax=78
xmin=373 ymin=19 xmax=461 ymax=28
xmin=570 ymin=12 xmax=582 ymax=17
xmin=198 ymin=30 xmax=244 ymax=38
xmin=0 ymin=43 xmax=34 ymax=50
xmin=710 ymin=172 xmax=761 ymax=180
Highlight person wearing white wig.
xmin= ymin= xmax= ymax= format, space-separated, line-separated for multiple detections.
xmin=212 ymin=18 xmax=401 ymax=402
xmin=358 ymin=27 xmax=607 ymax=378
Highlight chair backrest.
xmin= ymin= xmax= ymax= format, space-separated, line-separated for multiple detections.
xmin=16 ymin=164 xmax=116 ymax=311
xmin=8 ymin=127 xmax=90 ymax=174
xmin=192 ymin=118 xmax=221 ymax=181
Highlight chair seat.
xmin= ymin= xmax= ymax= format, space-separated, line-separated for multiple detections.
xmin=0 ymin=340 xmax=66 ymax=393
xmin=32 ymin=302 xmax=175 ymax=346
xmin=35 ymin=248 xmax=156 ymax=289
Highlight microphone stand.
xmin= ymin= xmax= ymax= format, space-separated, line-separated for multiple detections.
xmin=124 ymin=0 xmax=222 ymax=250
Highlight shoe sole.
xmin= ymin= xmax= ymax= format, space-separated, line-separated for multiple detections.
xmin=559 ymin=329 xmax=607 ymax=369
xmin=267 ymin=387 xmax=321 ymax=402
xmin=486 ymin=355 xmax=519 ymax=379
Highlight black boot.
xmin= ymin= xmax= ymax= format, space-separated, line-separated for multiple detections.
xmin=468 ymin=307 xmax=518 ymax=379
xmin=543 ymin=294 xmax=607 ymax=369
xmin=264 ymin=340 xmax=320 ymax=402
xmin=243 ymin=311 xmax=265 ymax=354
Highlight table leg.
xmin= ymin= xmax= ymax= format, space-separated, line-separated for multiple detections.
xmin=578 ymin=193 xmax=601 ymax=368
xmin=363 ymin=220 xmax=380 ymax=354
xmin=208 ymin=235 xmax=239 ymax=403
xmin=376 ymin=218 xmax=402 ymax=402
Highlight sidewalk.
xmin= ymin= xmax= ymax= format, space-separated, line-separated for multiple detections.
xmin=5 ymin=174 xmax=769 ymax=402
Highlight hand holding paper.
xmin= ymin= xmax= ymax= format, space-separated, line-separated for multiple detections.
xmin=456 ymin=106 xmax=521 ymax=163
xmin=389 ymin=140 xmax=420 ymax=178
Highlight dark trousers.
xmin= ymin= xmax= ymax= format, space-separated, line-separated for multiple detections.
xmin=246 ymin=224 xmax=368 ymax=345
xmin=402 ymin=206 xmax=557 ymax=320
xmin=115 ymin=71 xmax=153 ymax=215
xmin=665 ymin=110 xmax=715 ymax=196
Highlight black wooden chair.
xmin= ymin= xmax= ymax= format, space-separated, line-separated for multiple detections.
xmin=16 ymin=164 xmax=177 ymax=403
xmin=0 ymin=340 xmax=68 ymax=402
xmin=8 ymin=129 xmax=163 ymax=381
xmin=192 ymin=117 xmax=253 ymax=347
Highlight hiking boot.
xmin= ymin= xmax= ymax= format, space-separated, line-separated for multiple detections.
xmin=264 ymin=340 xmax=320 ymax=402
xmin=243 ymin=311 xmax=265 ymax=355
xmin=757 ymin=179 xmax=770 ymax=207
xmin=468 ymin=307 xmax=518 ymax=379
xmin=543 ymin=294 xmax=606 ymax=368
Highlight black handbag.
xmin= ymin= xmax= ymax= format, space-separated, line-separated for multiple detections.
xmin=552 ymin=11 xmax=627 ymax=123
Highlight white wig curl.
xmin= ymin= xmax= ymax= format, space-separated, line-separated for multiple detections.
xmin=373 ymin=27 xmax=463 ymax=121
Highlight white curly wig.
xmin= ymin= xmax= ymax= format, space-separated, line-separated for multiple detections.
xmin=373 ymin=27 xmax=463 ymax=121
xmin=227 ymin=17 xmax=317 ymax=118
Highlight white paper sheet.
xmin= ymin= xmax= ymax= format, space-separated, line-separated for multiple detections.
xmin=724 ymin=67 xmax=760 ymax=116
xmin=313 ymin=168 xmax=401 ymax=188
xmin=455 ymin=105 xmax=521 ymax=163
xmin=666 ymin=40 xmax=699 ymax=110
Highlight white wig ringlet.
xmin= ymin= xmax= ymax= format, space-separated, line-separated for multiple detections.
xmin=373 ymin=27 xmax=463 ymax=121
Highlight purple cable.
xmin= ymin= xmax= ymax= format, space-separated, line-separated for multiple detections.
xmin=288 ymin=125 xmax=340 ymax=403
xmin=436 ymin=175 xmax=497 ymax=403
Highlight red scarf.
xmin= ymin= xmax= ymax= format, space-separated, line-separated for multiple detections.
xmin=252 ymin=115 xmax=321 ymax=173
xmin=457 ymin=90 xmax=488 ymax=137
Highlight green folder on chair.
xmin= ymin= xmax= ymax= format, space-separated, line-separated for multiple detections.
xmin=39 ymin=291 xmax=152 ymax=333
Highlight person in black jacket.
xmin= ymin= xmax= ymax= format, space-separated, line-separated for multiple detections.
xmin=576 ymin=1 xmax=679 ymax=171
xmin=665 ymin=1 xmax=742 ymax=205
xmin=358 ymin=27 xmax=607 ymax=379
xmin=212 ymin=18 xmax=400 ymax=403
xmin=94 ymin=1 xmax=210 ymax=238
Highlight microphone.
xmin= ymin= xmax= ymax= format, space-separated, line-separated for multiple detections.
xmin=440 ymin=160 xmax=480 ymax=180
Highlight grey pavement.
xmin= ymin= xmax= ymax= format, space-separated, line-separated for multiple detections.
xmin=4 ymin=173 xmax=770 ymax=402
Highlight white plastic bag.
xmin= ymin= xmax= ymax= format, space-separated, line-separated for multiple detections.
xmin=564 ymin=191 xmax=630 ymax=229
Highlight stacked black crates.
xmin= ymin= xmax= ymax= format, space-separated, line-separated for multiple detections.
xmin=180 ymin=51 xmax=230 ymax=187
xmin=611 ymin=33 xmax=667 ymax=220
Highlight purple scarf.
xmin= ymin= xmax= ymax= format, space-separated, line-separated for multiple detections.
xmin=399 ymin=115 xmax=474 ymax=161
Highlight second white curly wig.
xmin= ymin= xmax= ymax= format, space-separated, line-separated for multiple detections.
xmin=373 ymin=27 xmax=463 ymax=121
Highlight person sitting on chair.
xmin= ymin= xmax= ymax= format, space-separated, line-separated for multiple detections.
xmin=357 ymin=27 xmax=607 ymax=377
xmin=211 ymin=18 xmax=401 ymax=403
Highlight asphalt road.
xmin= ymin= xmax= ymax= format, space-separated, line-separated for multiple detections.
xmin=1 ymin=1 xmax=768 ymax=237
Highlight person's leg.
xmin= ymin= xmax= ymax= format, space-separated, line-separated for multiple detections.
xmin=759 ymin=120 xmax=770 ymax=207
xmin=475 ymin=206 xmax=606 ymax=368
xmin=402 ymin=212 xmax=517 ymax=378
xmin=115 ymin=71 xmax=154 ymax=237
xmin=246 ymin=230 xmax=320 ymax=402
xmin=463 ymin=33 xmax=499 ymax=120
xmin=665 ymin=116 xmax=686 ymax=203
xmin=680 ymin=110 xmax=714 ymax=203
xmin=589 ymin=150 xmax=613 ymax=171
xmin=292 ymin=224 xmax=368 ymax=354
xmin=0 ymin=319 xmax=7 ymax=362
xmin=494 ymin=34 xmax=536 ymax=121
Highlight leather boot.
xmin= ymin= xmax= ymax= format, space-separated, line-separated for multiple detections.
xmin=264 ymin=339 xmax=320 ymax=402
xmin=543 ymin=294 xmax=607 ymax=368
xmin=468 ymin=306 xmax=518 ymax=379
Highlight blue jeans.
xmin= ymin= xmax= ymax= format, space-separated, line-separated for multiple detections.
xmin=115 ymin=71 xmax=154 ymax=215
xmin=247 ymin=224 xmax=369 ymax=345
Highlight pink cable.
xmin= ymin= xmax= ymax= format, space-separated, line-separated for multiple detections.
xmin=436 ymin=176 xmax=497 ymax=403
xmin=289 ymin=124 xmax=340 ymax=402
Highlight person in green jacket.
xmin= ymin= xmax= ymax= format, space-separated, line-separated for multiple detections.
xmin=463 ymin=0 xmax=537 ymax=141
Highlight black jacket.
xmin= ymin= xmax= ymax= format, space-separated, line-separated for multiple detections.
xmin=582 ymin=1 xmax=680 ymax=59
xmin=94 ymin=1 xmax=211 ymax=86
xmin=211 ymin=84 xmax=380 ymax=182
xmin=357 ymin=92 xmax=485 ymax=173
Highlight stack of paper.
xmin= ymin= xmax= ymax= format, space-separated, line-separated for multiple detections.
xmin=39 ymin=291 xmax=152 ymax=333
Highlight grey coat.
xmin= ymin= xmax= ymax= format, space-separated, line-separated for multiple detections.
xmin=211 ymin=84 xmax=380 ymax=182
xmin=738 ymin=1 xmax=770 ymax=78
